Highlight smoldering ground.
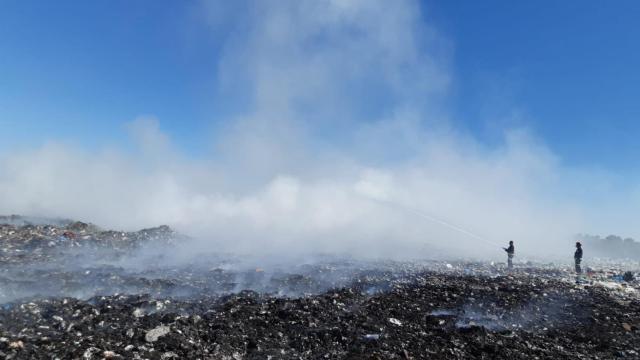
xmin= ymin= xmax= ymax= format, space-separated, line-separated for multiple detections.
xmin=2 ymin=222 xmax=639 ymax=360
xmin=1 ymin=215 xmax=639 ymax=359
xmin=2 ymin=2 xmax=640 ymax=358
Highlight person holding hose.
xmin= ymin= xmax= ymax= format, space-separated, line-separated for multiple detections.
xmin=503 ymin=241 xmax=515 ymax=270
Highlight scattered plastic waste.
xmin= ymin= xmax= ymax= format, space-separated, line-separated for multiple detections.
xmin=0 ymin=216 xmax=638 ymax=358
xmin=624 ymin=271 xmax=635 ymax=282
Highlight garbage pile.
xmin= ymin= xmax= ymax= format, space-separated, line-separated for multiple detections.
xmin=0 ymin=216 xmax=178 ymax=265
xmin=1 ymin=271 xmax=639 ymax=359
xmin=1 ymin=216 xmax=640 ymax=359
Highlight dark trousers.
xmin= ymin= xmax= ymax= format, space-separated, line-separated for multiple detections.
xmin=575 ymin=258 xmax=582 ymax=274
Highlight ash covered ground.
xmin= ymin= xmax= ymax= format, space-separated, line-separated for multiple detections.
xmin=1 ymin=216 xmax=639 ymax=359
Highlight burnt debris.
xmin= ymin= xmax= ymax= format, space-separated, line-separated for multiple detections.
xmin=0 ymin=216 xmax=178 ymax=265
xmin=1 ymin=217 xmax=639 ymax=359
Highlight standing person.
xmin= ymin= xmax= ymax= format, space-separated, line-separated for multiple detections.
xmin=574 ymin=242 xmax=583 ymax=275
xmin=503 ymin=241 xmax=515 ymax=270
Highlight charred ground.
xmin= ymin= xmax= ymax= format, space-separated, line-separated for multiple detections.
xmin=0 ymin=216 xmax=639 ymax=359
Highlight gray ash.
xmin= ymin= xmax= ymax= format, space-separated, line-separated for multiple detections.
xmin=1 ymin=217 xmax=640 ymax=359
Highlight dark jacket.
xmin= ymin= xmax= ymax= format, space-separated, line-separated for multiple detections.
xmin=574 ymin=247 xmax=583 ymax=260
xmin=504 ymin=244 xmax=514 ymax=256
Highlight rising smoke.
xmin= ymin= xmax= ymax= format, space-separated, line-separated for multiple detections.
xmin=0 ymin=0 xmax=636 ymax=259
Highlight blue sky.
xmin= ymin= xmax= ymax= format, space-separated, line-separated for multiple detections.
xmin=1 ymin=0 xmax=639 ymax=171
xmin=428 ymin=1 xmax=640 ymax=170
xmin=1 ymin=0 xmax=639 ymax=248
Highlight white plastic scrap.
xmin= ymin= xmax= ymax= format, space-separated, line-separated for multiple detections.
xmin=145 ymin=325 xmax=170 ymax=343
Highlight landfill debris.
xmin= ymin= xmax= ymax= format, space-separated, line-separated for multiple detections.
xmin=102 ymin=350 xmax=120 ymax=359
xmin=624 ymin=271 xmax=635 ymax=282
xmin=145 ymin=325 xmax=171 ymax=342
xmin=0 ymin=216 xmax=639 ymax=358
xmin=0 ymin=268 xmax=638 ymax=358
xmin=0 ymin=215 xmax=179 ymax=266
xmin=8 ymin=340 xmax=24 ymax=349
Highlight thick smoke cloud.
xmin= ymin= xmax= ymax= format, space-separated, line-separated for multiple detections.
xmin=0 ymin=0 xmax=636 ymax=259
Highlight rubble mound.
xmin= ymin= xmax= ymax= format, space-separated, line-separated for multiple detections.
xmin=0 ymin=217 xmax=179 ymax=265
xmin=0 ymin=273 xmax=639 ymax=359
xmin=1 ymin=216 xmax=639 ymax=359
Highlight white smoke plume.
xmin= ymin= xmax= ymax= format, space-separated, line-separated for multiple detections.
xmin=0 ymin=0 xmax=636 ymax=259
